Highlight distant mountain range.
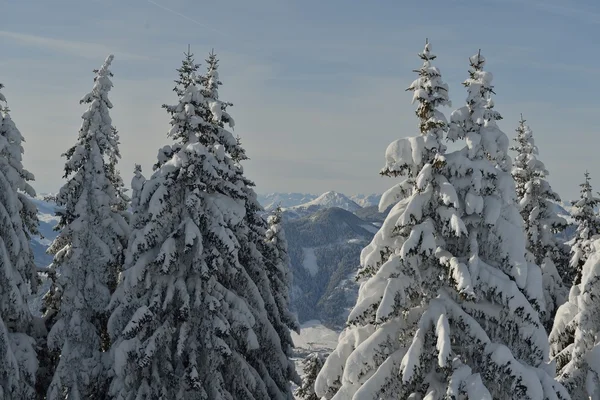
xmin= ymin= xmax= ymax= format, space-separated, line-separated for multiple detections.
xmin=257 ymin=191 xmax=382 ymax=211
xmin=283 ymin=191 xmax=364 ymax=220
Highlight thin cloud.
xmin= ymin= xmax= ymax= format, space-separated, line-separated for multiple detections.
xmin=146 ymin=0 xmax=227 ymax=36
xmin=0 ymin=30 xmax=148 ymax=61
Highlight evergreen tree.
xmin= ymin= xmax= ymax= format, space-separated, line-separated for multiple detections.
xmin=265 ymin=206 xmax=300 ymax=337
xmin=377 ymin=39 xmax=450 ymax=205
xmin=315 ymin=47 xmax=569 ymax=399
xmin=106 ymin=126 xmax=129 ymax=214
xmin=201 ymin=51 xmax=299 ymax=398
xmin=511 ymin=116 xmax=569 ymax=330
xmin=108 ymin=50 xmax=294 ymax=400
xmin=550 ymin=237 xmax=600 ymax=399
xmin=42 ymin=55 xmax=129 ymax=399
xmin=295 ymin=352 xmax=326 ymax=400
xmin=130 ymin=164 xmax=146 ymax=227
xmin=568 ymin=172 xmax=600 ymax=286
xmin=0 ymin=83 xmax=41 ymax=399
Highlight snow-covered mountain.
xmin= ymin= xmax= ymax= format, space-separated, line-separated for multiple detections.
xmin=283 ymin=191 xmax=362 ymax=220
xmin=294 ymin=191 xmax=362 ymax=212
xmin=284 ymin=207 xmax=378 ymax=328
xmin=350 ymin=193 xmax=382 ymax=208
xmin=300 ymin=191 xmax=362 ymax=211
xmin=29 ymin=195 xmax=60 ymax=267
xmin=553 ymin=202 xmax=577 ymax=242
xmin=257 ymin=192 xmax=317 ymax=211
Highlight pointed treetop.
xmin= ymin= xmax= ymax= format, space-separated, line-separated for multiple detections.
xmin=172 ymin=48 xmax=200 ymax=95
xmin=92 ymin=54 xmax=114 ymax=77
xmin=207 ymin=49 xmax=219 ymax=70
xmin=0 ymin=83 xmax=6 ymax=106
xmin=469 ymin=49 xmax=486 ymax=70
xmin=419 ymin=38 xmax=436 ymax=61
xmin=579 ymin=171 xmax=595 ymax=199
xmin=583 ymin=170 xmax=591 ymax=187
xmin=104 ymin=54 xmax=114 ymax=68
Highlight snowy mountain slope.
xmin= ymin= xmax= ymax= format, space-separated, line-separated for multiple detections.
xmin=553 ymin=202 xmax=577 ymax=242
xmin=257 ymin=192 xmax=317 ymax=211
xmin=284 ymin=207 xmax=376 ymax=328
xmin=283 ymin=191 xmax=363 ymax=220
xmin=294 ymin=191 xmax=361 ymax=212
xmin=291 ymin=320 xmax=339 ymax=399
xmin=353 ymin=204 xmax=390 ymax=224
xmin=350 ymin=193 xmax=382 ymax=208
xmin=29 ymin=195 xmax=60 ymax=267
xmin=291 ymin=320 xmax=339 ymax=357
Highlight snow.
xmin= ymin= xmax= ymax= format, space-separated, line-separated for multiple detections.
xmin=292 ymin=191 xmax=362 ymax=212
xmin=360 ymin=224 xmax=379 ymax=234
xmin=110 ymin=51 xmax=298 ymax=399
xmin=302 ymin=247 xmax=319 ymax=276
xmin=291 ymin=320 xmax=339 ymax=352
xmin=350 ymin=194 xmax=382 ymax=208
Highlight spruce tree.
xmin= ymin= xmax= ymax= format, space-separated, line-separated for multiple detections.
xmin=201 ymin=51 xmax=299 ymax=398
xmin=315 ymin=46 xmax=568 ymax=399
xmin=106 ymin=126 xmax=129 ymax=214
xmin=295 ymin=352 xmax=326 ymax=400
xmin=108 ymin=50 xmax=295 ymax=399
xmin=511 ymin=116 xmax=569 ymax=330
xmin=0 ymin=84 xmax=41 ymax=399
xmin=377 ymin=39 xmax=450 ymax=206
xmin=550 ymin=237 xmax=600 ymax=399
xmin=265 ymin=206 xmax=300 ymax=338
xmin=568 ymin=172 xmax=600 ymax=286
xmin=42 ymin=55 xmax=129 ymax=399
xmin=130 ymin=164 xmax=146 ymax=227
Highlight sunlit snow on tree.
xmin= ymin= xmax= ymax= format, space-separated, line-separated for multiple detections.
xmin=511 ymin=116 xmax=569 ymax=331
xmin=42 ymin=55 xmax=130 ymax=400
xmin=0 ymin=82 xmax=41 ymax=399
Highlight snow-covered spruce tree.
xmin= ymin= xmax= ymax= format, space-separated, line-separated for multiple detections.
xmin=0 ymin=84 xmax=41 ymax=399
xmin=201 ymin=51 xmax=299 ymax=398
xmin=315 ymin=47 xmax=569 ymax=400
xmin=378 ymin=39 xmax=450 ymax=199
xmin=550 ymin=237 xmax=600 ymax=399
xmin=511 ymin=116 xmax=569 ymax=331
xmin=130 ymin=164 xmax=146 ymax=227
xmin=567 ymin=172 xmax=600 ymax=287
xmin=42 ymin=55 xmax=129 ymax=399
xmin=264 ymin=205 xmax=299 ymax=337
xmin=295 ymin=352 xmax=326 ymax=400
xmin=108 ymin=50 xmax=293 ymax=399
xmin=106 ymin=126 xmax=129 ymax=214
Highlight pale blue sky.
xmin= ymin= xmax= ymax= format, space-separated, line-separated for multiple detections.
xmin=1 ymin=0 xmax=599 ymax=200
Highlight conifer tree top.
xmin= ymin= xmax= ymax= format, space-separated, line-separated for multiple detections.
xmin=571 ymin=171 xmax=600 ymax=223
xmin=381 ymin=39 xmax=450 ymax=178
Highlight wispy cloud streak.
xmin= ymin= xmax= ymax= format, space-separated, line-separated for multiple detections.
xmin=0 ymin=30 xmax=148 ymax=61
xmin=146 ymin=0 xmax=227 ymax=36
